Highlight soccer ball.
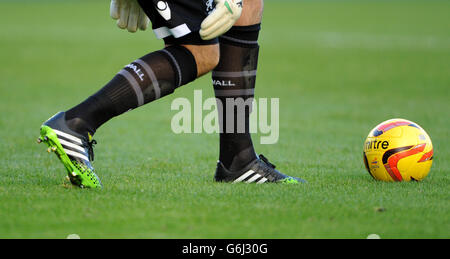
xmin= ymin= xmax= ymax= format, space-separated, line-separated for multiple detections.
xmin=363 ymin=119 xmax=434 ymax=182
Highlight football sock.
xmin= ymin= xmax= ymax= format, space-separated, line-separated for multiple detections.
xmin=65 ymin=45 xmax=197 ymax=137
xmin=213 ymin=24 xmax=261 ymax=171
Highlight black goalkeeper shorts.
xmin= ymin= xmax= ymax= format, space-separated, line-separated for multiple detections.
xmin=137 ymin=0 xmax=218 ymax=45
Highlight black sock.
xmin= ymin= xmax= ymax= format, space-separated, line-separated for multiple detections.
xmin=213 ymin=24 xmax=261 ymax=171
xmin=65 ymin=45 xmax=197 ymax=137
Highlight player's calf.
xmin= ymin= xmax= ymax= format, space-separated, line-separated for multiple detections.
xmin=64 ymin=45 xmax=199 ymax=137
xmin=181 ymin=44 xmax=220 ymax=77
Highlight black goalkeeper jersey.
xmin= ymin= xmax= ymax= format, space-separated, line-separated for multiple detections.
xmin=138 ymin=0 xmax=218 ymax=45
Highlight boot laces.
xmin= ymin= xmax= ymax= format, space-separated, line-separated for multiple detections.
xmin=259 ymin=154 xmax=276 ymax=169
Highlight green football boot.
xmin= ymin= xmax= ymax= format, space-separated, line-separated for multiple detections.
xmin=37 ymin=112 xmax=102 ymax=189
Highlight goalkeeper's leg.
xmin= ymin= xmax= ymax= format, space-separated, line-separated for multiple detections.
xmin=213 ymin=0 xmax=306 ymax=184
xmin=39 ymin=44 xmax=219 ymax=188
xmin=64 ymin=44 xmax=219 ymax=136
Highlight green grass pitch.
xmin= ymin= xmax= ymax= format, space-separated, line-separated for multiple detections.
xmin=0 ymin=0 xmax=449 ymax=238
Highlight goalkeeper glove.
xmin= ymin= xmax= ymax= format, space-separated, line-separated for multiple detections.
xmin=200 ymin=0 xmax=243 ymax=40
xmin=110 ymin=0 xmax=149 ymax=33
